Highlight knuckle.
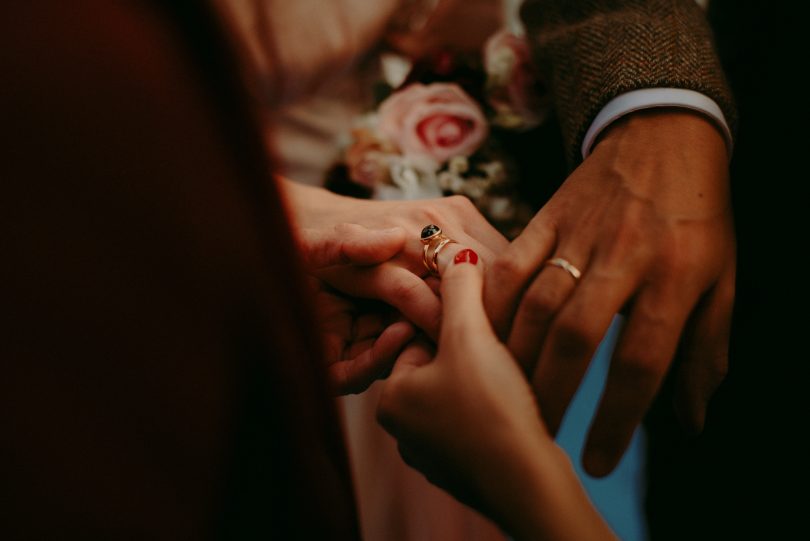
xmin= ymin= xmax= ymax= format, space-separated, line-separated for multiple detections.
xmin=390 ymin=275 xmax=422 ymax=302
xmin=333 ymin=222 xmax=358 ymax=236
xmin=600 ymin=237 xmax=649 ymax=275
xmin=445 ymin=194 xmax=475 ymax=213
xmin=417 ymin=204 xmax=444 ymax=229
xmin=607 ymin=205 xmax=646 ymax=243
xmin=489 ymin=250 xmax=528 ymax=283
xmin=613 ymin=218 xmax=644 ymax=250
xmin=615 ymin=350 xmax=665 ymax=388
xmin=550 ymin=317 xmax=600 ymax=360
xmin=521 ymin=213 xmax=557 ymax=247
xmin=632 ymin=305 xmax=671 ymax=332
xmin=520 ymin=288 xmax=561 ymax=323
xmin=658 ymin=244 xmax=696 ymax=280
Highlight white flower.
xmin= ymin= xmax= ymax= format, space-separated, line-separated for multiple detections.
xmin=484 ymin=30 xmax=548 ymax=130
xmin=479 ymin=161 xmax=507 ymax=186
xmin=438 ymin=170 xmax=465 ymax=192
xmin=486 ymin=196 xmax=516 ymax=221
xmin=486 ymin=44 xmax=519 ymax=88
xmin=384 ymin=156 xmax=443 ymax=200
xmin=448 ymin=155 xmax=470 ymax=174
xmin=460 ymin=178 xmax=488 ymax=199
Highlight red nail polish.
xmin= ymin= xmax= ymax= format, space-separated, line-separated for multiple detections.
xmin=454 ymin=249 xmax=478 ymax=265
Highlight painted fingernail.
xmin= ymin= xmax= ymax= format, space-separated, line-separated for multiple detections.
xmin=454 ymin=249 xmax=478 ymax=265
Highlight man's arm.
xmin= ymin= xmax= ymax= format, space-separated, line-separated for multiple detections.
xmin=520 ymin=0 xmax=735 ymax=165
xmin=485 ymin=0 xmax=736 ymax=476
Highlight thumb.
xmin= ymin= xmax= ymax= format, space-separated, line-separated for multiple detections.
xmin=389 ymin=339 xmax=434 ymax=379
xmin=298 ymin=224 xmax=406 ymax=270
xmin=438 ymin=248 xmax=493 ymax=346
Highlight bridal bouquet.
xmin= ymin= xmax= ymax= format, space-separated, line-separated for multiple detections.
xmin=326 ymin=30 xmax=551 ymax=237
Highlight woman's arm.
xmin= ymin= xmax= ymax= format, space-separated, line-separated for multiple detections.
xmin=377 ymin=244 xmax=616 ymax=540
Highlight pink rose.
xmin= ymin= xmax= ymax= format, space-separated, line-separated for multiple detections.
xmin=377 ymin=83 xmax=488 ymax=164
xmin=484 ymin=30 xmax=547 ymax=129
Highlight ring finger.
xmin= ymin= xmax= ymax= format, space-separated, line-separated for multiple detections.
xmin=506 ymin=248 xmax=589 ymax=373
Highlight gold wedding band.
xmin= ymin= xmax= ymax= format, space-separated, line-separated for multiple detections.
xmin=544 ymin=257 xmax=582 ymax=281
xmin=421 ymin=224 xmax=457 ymax=277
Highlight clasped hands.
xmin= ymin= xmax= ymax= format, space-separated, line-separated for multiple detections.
xmin=287 ymin=111 xmax=734 ymax=495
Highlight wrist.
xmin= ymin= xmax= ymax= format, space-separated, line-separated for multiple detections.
xmin=582 ymin=89 xmax=733 ymax=160
xmin=473 ymin=427 xmax=614 ymax=540
xmin=501 ymin=444 xmax=615 ymax=540
xmin=590 ymin=109 xmax=730 ymax=203
xmin=596 ymin=108 xmax=726 ymax=154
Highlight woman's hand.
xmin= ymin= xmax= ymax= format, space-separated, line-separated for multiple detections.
xmin=298 ymin=223 xmax=416 ymax=394
xmin=377 ymin=246 xmax=615 ymax=540
xmin=310 ymin=281 xmax=416 ymax=395
xmin=284 ymin=180 xmax=508 ymax=339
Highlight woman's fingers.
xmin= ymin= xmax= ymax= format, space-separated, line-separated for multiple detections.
xmin=319 ymin=262 xmax=442 ymax=339
xmin=330 ymin=320 xmax=417 ymax=395
xmin=437 ymin=247 xmax=493 ymax=348
xmin=299 ymin=223 xmax=406 ymax=269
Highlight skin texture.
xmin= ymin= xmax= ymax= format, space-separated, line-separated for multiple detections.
xmin=285 ymin=181 xmax=508 ymax=393
xmin=377 ymin=246 xmax=617 ymax=541
xmin=284 ymin=180 xmax=508 ymax=338
xmin=483 ymin=110 xmax=735 ymax=476
xmin=298 ymin=224 xmax=417 ymax=394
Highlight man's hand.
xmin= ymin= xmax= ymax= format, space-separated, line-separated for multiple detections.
xmin=484 ymin=110 xmax=735 ymax=476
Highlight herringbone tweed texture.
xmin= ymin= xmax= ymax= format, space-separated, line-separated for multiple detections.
xmin=521 ymin=0 xmax=736 ymax=166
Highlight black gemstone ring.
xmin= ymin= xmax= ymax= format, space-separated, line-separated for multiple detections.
xmin=420 ymin=224 xmax=442 ymax=244
xmin=420 ymin=224 xmax=457 ymax=276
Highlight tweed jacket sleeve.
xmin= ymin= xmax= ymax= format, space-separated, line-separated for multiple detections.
xmin=521 ymin=0 xmax=736 ymax=165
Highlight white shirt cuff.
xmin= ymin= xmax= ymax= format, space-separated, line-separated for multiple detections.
xmin=581 ymin=88 xmax=733 ymax=159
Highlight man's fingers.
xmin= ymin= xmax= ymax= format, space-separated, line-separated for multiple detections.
xmin=582 ymin=289 xmax=691 ymax=477
xmin=506 ymin=255 xmax=582 ymax=373
xmin=674 ymin=266 xmax=734 ymax=432
xmin=299 ymin=224 xmax=406 ymax=269
xmin=532 ymin=269 xmax=637 ymax=437
xmin=483 ymin=215 xmax=556 ymax=338
xmin=445 ymin=195 xmax=510 ymax=256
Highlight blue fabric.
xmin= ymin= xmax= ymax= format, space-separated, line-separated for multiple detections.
xmin=555 ymin=316 xmax=648 ymax=541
